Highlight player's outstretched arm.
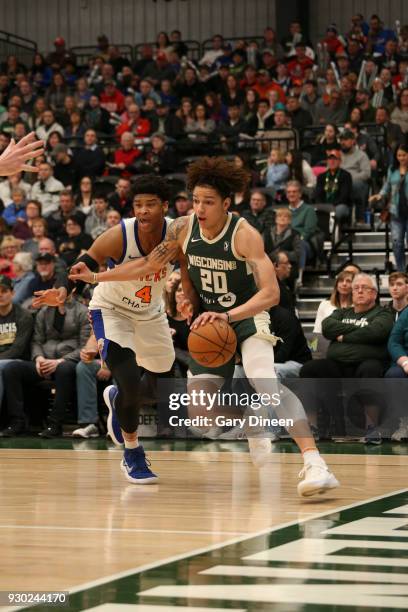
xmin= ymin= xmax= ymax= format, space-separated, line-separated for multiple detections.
xmin=0 ymin=133 xmax=44 ymax=175
xmin=191 ymin=222 xmax=279 ymax=328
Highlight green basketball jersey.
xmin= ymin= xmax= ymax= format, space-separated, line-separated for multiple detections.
xmin=182 ymin=213 xmax=257 ymax=313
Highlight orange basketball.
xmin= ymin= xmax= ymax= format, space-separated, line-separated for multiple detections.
xmin=188 ymin=318 xmax=237 ymax=368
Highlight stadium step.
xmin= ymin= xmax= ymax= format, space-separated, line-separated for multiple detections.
xmin=330 ymin=252 xmax=394 ymax=269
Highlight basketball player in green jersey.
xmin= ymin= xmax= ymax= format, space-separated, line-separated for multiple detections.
xmin=69 ymin=157 xmax=339 ymax=497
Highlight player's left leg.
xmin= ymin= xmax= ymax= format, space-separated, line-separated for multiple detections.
xmin=241 ymin=335 xmax=340 ymax=497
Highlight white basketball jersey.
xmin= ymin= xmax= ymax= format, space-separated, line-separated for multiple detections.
xmin=90 ymin=217 xmax=174 ymax=319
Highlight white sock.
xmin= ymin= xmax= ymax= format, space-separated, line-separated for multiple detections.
xmin=124 ymin=436 xmax=138 ymax=449
xmin=303 ymin=449 xmax=326 ymax=466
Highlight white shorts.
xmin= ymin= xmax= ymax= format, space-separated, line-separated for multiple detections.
xmin=89 ymin=306 xmax=175 ymax=373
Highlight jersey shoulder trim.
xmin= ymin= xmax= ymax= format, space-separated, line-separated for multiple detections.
xmin=231 ymin=216 xmax=246 ymax=262
xmin=182 ymin=213 xmax=195 ymax=254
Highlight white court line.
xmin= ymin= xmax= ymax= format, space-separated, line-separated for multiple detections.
xmin=9 ymin=486 xmax=408 ymax=612
xmin=0 ymin=525 xmax=246 ymax=536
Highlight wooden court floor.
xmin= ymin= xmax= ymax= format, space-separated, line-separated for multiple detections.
xmin=1 ymin=439 xmax=408 ymax=611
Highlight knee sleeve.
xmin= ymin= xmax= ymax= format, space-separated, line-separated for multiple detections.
xmin=241 ymin=336 xmax=306 ymax=423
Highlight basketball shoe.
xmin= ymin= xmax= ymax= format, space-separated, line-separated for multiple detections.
xmin=297 ymin=463 xmax=340 ymax=497
xmin=121 ymin=446 xmax=158 ymax=484
xmin=103 ymin=385 xmax=124 ymax=446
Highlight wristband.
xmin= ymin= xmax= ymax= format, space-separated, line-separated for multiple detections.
xmin=226 ymin=312 xmax=232 ymax=324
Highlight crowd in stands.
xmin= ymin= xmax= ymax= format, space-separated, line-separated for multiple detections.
xmin=1 ymin=14 xmax=408 ymax=441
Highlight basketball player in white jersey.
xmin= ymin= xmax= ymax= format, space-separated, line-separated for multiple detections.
xmin=34 ymin=175 xmax=179 ymax=484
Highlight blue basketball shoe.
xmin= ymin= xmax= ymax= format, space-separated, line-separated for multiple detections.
xmin=121 ymin=446 xmax=158 ymax=484
xmin=103 ymin=385 xmax=124 ymax=446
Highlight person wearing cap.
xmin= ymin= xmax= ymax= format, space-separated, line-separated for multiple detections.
xmin=168 ymin=191 xmax=192 ymax=219
xmin=52 ymin=143 xmax=79 ymax=190
xmin=0 ymin=274 xmax=33 ymax=435
xmin=339 ymin=129 xmax=371 ymax=222
xmin=24 ymin=252 xmax=67 ymax=308
xmin=314 ymin=150 xmax=353 ymax=225
xmin=99 ymin=80 xmax=125 ymax=114
xmin=253 ymin=70 xmax=286 ymax=102
xmin=44 ymin=37 xmax=76 ymax=69
xmin=141 ymin=52 xmax=176 ymax=88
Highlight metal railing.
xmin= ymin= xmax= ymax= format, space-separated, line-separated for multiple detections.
xmin=70 ymin=44 xmax=133 ymax=67
xmin=134 ymin=40 xmax=201 ymax=62
xmin=0 ymin=30 xmax=37 ymax=68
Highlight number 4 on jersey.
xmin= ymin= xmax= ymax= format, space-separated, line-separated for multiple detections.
xmin=135 ymin=285 xmax=152 ymax=303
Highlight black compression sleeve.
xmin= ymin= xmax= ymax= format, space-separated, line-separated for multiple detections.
xmin=57 ymin=253 xmax=100 ymax=295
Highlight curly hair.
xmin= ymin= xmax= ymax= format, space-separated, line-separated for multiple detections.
xmin=132 ymin=174 xmax=171 ymax=202
xmin=186 ymin=156 xmax=250 ymax=200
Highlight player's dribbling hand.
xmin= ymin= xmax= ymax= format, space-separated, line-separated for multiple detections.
xmin=32 ymin=287 xmax=68 ymax=308
xmin=69 ymin=262 xmax=92 ymax=283
xmin=190 ymin=311 xmax=228 ymax=329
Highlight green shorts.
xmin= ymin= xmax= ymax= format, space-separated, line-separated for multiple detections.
xmin=188 ymin=311 xmax=273 ymax=378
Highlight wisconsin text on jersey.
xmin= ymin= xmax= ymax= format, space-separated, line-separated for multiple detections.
xmin=188 ymin=254 xmax=238 ymax=271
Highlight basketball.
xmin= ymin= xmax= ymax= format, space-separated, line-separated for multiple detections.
xmin=188 ymin=318 xmax=237 ymax=368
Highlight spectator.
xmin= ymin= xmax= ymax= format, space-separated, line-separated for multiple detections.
xmin=57 ymin=214 xmax=93 ymax=266
xmin=264 ymin=207 xmax=301 ymax=271
xmin=344 ymin=121 xmax=380 ymax=172
xmin=366 ymin=14 xmax=397 ymax=56
xmin=371 ymin=145 xmax=408 ymax=271
xmin=169 ymin=191 xmax=192 ymax=219
xmin=242 ymin=190 xmax=274 ymax=234
xmin=35 ymin=109 xmax=64 ymax=142
xmin=0 ymin=275 xmax=33 ymax=435
xmin=3 ymin=298 xmax=89 ymax=437
xmin=12 ymin=252 xmax=35 ymax=304
xmin=0 ymin=236 xmax=20 ymax=279
xmin=52 ymin=143 xmax=79 ymax=190
xmin=246 ymin=98 xmax=274 ymax=134
xmin=134 ymin=79 xmax=161 ymax=109
xmin=108 ymin=131 xmax=141 ymax=177
xmin=107 ymin=177 xmax=132 ymax=217
xmin=140 ymin=132 xmax=175 ymax=175
xmin=21 ymin=217 xmax=48 ymax=258
xmin=46 ymin=37 xmax=76 ymax=69
xmin=0 ymin=105 xmax=25 ymax=136
xmin=3 ymin=188 xmax=26 ymax=227
xmin=314 ymin=150 xmax=353 ymax=225
xmin=46 ymin=190 xmax=85 ymax=241
xmin=64 ymin=109 xmax=86 ymax=145
xmin=75 ymin=176 xmax=94 ymax=216
xmin=286 ymin=149 xmax=316 ymax=195
xmin=31 ymin=162 xmax=64 ymax=217
xmin=165 ymin=277 xmax=190 ymax=377
xmin=300 ymin=80 xmax=321 ymax=124
xmin=339 ymin=130 xmax=371 ymax=222
xmin=312 ymin=123 xmax=340 ymax=164
xmin=141 ymin=51 xmax=176 ymax=87
xmin=286 ymin=95 xmax=312 ymax=132
xmin=185 ymin=103 xmax=216 ymax=140
xmin=0 ymin=171 xmax=31 ymax=204
xmin=219 ymin=102 xmax=250 ymax=145
xmin=386 ymin=307 xmax=408 ymax=378
xmin=116 ymin=103 xmax=151 ymax=139
xmin=12 ymin=199 xmax=42 ymax=241
xmin=391 ymin=88 xmax=408 ymax=134
xmin=286 ymin=42 xmax=314 ymax=80
xmin=74 ymin=77 xmax=92 ymax=110
xmin=270 ymin=305 xmax=312 ymax=379
xmin=25 ymin=252 xmax=67 ymax=305
xmin=313 ymin=271 xmax=354 ymax=334
xmin=74 ymin=129 xmax=106 ymax=179
xmin=83 ymin=95 xmax=112 ymax=134
xmin=28 ymin=97 xmax=47 ymax=131
xmin=265 ymin=149 xmax=289 ymax=194
xmin=106 ymin=208 xmax=121 ymax=228
xmin=355 ymin=88 xmax=376 ymax=123
xmin=300 ymin=273 xmax=394 ymax=443
xmin=315 ymin=90 xmax=349 ymax=125
xmin=270 ymin=250 xmax=296 ymax=312
xmin=286 ymin=180 xmax=319 ymax=284
xmin=37 ymin=237 xmax=67 ymax=277
xmin=386 ymin=272 xmax=408 ymax=320
xmin=253 ymin=69 xmax=285 ymax=102
xmin=155 ymin=31 xmax=173 ymax=59
xmin=99 ymin=80 xmax=125 ymax=114
xmin=72 ymin=333 xmax=111 ymax=438
xmin=199 ymin=35 xmax=224 ymax=68
xmin=281 ymin=21 xmax=313 ymax=57
xmin=375 ymin=106 xmax=405 ymax=152
xmin=85 ymin=195 xmax=108 ymax=239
